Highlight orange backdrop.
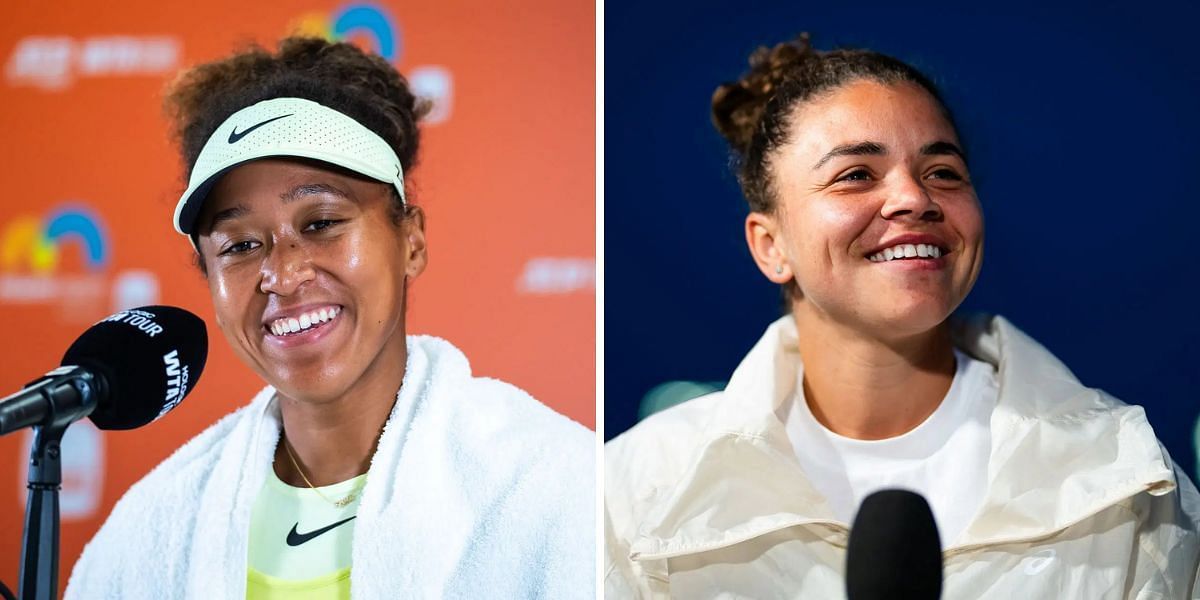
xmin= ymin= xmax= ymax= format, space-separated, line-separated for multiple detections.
xmin=0 ymin=0 xmax=595 ymax=592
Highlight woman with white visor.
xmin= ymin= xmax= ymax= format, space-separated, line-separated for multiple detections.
xmin=66 ymin=37 xmax=594 ymax=599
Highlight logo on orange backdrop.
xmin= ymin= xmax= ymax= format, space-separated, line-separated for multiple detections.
xmin=293 ymin=3 xmax=401 ymax=62
xmin=518 ymin=258 xmax=596 ymax=295
xmin=0 ymin=204 xmax=159 ymax=320
xmin=5 ymin=36 xmax=181 ymax=91
xmin=289 ymin=3 xmax=454 ymax=125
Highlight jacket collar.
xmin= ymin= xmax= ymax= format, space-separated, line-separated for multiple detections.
xmin=631 ymin=315 xmax=1175 ymax=560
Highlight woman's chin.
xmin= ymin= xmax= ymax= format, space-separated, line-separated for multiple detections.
xmin=858 ymin=302 xmax=954 ymax=340
xmin=264 ymin=373 xmax=348 ymax=406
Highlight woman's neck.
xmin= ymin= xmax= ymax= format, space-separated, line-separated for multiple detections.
xmin=273 ymin=349 xmax=407 ymax=487
xmin=792 ymin=304 xmax=957 ymax=441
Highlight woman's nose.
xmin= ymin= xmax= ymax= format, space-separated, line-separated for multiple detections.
xmin=880 ymin=174 xmax=943 ymax=222
xmin=258 ymin=240 xmax=315 ymax=296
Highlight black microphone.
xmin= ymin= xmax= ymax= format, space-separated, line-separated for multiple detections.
xmin=846 ymin=489 xmax=943 ymax=600
xmin=0 ymin=305 xmax=208 ymax=434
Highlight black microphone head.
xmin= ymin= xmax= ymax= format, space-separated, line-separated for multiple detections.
xmin=846 ymin=489 xmax=943 ymax=600
xmin=61 ymin=305 xmax=207 ymax=430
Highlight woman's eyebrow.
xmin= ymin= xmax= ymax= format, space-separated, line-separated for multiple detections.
xmin=208 ymin=205 xmax=249 ymax=232
xmin=204 ymin=182 xmax=357 ymax=233
xmin=812 ymin=141 xmax=886 ymax=170
xmin=811 ymin=140 xmax=966 ymax=171
xmin=279 ymin=182 xmax=356 ymax=203
xmin=921 ymin=140 xmax=966 ymax=160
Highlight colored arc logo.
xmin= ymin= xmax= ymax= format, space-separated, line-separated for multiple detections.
xmin=293 ymin=3 xmax=400 ymax=62
xmin=0 ymin=205 xmax=109 ymax=274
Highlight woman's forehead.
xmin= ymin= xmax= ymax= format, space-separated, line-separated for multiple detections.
xmin=786 ymin=80 xmax=959 ymax=155
xmin=210 ymin=158 xmax=385 ymax=206
xmin=198 ymin=158 xmax=384 ymax=232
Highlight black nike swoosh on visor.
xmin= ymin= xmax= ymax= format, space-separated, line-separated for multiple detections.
xmin=228 ymin=113 xmax=294 ymax=144
xmin=286 ymin=516 xmax=357 ymax=547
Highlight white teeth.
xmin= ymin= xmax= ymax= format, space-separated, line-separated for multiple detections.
xmin=868 ymin=243 xmax=945 ymax=263
xmin=269 ymin=306 xmax=341 ymax=336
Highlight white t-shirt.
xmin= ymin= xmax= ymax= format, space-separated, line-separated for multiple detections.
xmin=784 ymin=349 xmax=998 ymax=547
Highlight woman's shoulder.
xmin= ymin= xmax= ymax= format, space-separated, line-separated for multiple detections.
xmin=411 ymin=334 xmax=592 ymax=448
xmin=954 ymin=313 xmax=1144 ymax=417
xmin=1120 ymin=455 xmax=1200 ymax=596
xmin=606 ymin=391 xmax=723 ymax=498
xmin=466 ymin=375 xmax=591 ymax=442
xmin=120 ymin=391 xmax=269 ymax=500
xmin=446 ymin=375 xmax=593 ymax=498
xmin=389 ymin=340 xmax=594 ymax=558
xmin=403 ymin=335 xmax=593 ymax=501
xmin=602 ymin=391 xmax=724 ymax=559
xmin=66 ymin=392 xmax=271 ymax=597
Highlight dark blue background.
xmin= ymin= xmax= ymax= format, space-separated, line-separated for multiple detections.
xmin=604 ymin=2 xmax=1200 ymax=479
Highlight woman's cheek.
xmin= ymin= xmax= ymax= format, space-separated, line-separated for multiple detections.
xmin=792 ymin=197 xmax=873 ymax=258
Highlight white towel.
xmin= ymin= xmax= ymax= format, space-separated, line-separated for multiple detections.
xmin=65 ymin=335 xmax=595 ymax=599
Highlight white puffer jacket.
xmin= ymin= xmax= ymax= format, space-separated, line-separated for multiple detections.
xmin=605 ymin=315 xmax=1199 ymax=599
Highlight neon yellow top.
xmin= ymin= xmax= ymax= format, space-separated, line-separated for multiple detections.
xmin=246 ymin=567 xmax=351 ymax=600
xmin=245 ymin=467 xmax=366 ymax=600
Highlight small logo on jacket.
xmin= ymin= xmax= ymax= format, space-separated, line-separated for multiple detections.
xmin=1022 ymin=549 xmax=1056 ymax=575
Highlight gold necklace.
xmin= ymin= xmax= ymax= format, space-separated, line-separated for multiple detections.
xmin=281 ymin=437 xmax=364 ymax=508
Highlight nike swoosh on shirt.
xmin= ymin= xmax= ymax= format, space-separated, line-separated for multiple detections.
xmin=227 ymin=113 xmax=293 ymax=144
xmin=286 ymin=516 xmax=356 ymax=546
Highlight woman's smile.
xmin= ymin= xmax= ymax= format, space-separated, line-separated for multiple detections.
xmin=863 ymin=233 xmax=952 ymax=271
xmin=263 ymin=304 xmax=345 ymax=347
xmin=867 ymin=252 xmax=948 ymax=272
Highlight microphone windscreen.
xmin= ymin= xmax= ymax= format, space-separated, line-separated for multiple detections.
xmin=846 ymin=489 xmax=943 ymax=600
xmin=61 ymin=305 xmax=208 ymax=430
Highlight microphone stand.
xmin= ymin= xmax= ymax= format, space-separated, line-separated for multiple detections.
xmin=19 ymin=422 xmax=66 ymax=600
xmin=16 ymin=372 xmax=98 ymax=600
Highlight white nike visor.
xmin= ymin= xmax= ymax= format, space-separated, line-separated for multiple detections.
xmin=173 ymin=96 xmax=406 ymax=236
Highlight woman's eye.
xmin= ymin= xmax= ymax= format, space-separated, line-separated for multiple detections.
xmin=304 ymin=219 xmax=341 ymax=232
xmin=219 ymin=240 xmax=259 ymax=256
xmin=836 ymin=169 xmax=872 ymax=183
xmin=928 ymin=168 xmax=964 ymax=181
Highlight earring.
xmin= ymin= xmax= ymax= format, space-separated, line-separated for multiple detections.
xmin=775 ymin=264 xmax=784 ymax=275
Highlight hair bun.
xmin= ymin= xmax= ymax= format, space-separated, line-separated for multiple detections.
xmin=711 ymin=33 xmax=814 ymax=157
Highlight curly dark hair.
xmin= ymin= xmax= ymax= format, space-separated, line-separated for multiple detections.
xmin=164 ymin=36 xmax=430 ymax=271
xmin=711 ymin=33 xmax=960 ymax=213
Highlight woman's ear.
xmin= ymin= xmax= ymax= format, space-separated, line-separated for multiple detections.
xmin=745 ymin=211 xmax=792 ymax=284
xmin=401 ymin=205 xmax=428 ymax=279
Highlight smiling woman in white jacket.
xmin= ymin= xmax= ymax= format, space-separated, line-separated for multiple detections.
xmin=604 ymin=34 xmax=1199 ymax=599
